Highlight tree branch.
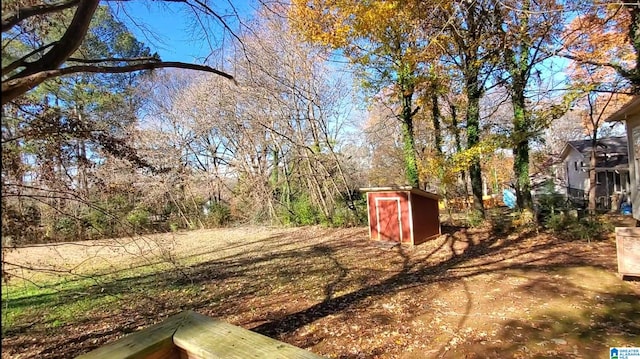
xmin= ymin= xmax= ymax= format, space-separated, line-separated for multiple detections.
xmin=10 ymin=0 xmax=100 ymax=80
xmin=2 ymin=42 xmax=58 ymax=75
xmin=2 ymin=61 xmax=235 ymax=105
xmin=1 ymin=0 xmax=81 ymax=32
xmin=560 ymin=52 xmax=631 ymax=77
xmin=67 ymin=56 xmax=159 ymax=63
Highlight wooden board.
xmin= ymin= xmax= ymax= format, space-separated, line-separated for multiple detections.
xmin=616 ymin=227 xmax=640 ymax=278
xmin=76 ymin=311 xmax=187 ymax=359
xmin=77 ymin=311 xmax=326 ymax=359
xmin=173 ymin=312 xmax=325 ymax=359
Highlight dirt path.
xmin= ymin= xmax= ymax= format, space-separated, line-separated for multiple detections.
xmin=2 ymin=225 xmax=639 ymax=358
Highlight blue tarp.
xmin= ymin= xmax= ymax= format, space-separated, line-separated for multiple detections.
xmin=503 ymin=189 xmax=517 ymax=209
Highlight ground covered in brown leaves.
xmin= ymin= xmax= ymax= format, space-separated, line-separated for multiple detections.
xmin=2 ymin=222 xmax=639 ymax=358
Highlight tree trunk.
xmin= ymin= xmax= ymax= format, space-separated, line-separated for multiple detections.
xmin=450 ymin=102 xmax=470 ymax=204
xmin=432 ymin=92 xmax=443 ymax=155
xmin=466 ymin=91 xmax=485 ymax=217
xmin=512 ymin=89 xmax=533 ymax=210
xmin=400 ymin=90 xmax=419 ymax=187
xmin=588 ymin=140 xmax=597 ymax=214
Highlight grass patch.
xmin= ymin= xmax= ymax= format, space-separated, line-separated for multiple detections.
xmin=1 ymin=260 xmax=189 ymax=336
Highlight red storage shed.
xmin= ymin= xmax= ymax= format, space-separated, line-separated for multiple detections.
xmin=361 ymin=186 xmax=441 ymax=246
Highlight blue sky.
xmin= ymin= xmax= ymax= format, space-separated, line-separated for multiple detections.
xmin=113 ymin=1 xmax=256 ymax=64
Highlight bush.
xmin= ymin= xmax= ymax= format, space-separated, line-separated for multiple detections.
xmin=325 ymin=198 xmax=368 ymax=228
xmin=466 ymin=209 xmax=485 ymax=227
xmin=54 ymin=216 xmax=76 ymax=240
xmin=1 ymin=202 xmax=42 ymax=244
xmin=545 ymin=213 xmax=613 ymax=241
xmin=275 ymin=195 xmax=321 ymax=226
xmin=205 ymin=202 xmax=231 ymax=227
xmin=534 ymin=179 xmax=574 ymax=223
xmin=126 ymin=208 xmax=151 ymax=230
xmin=291 ymin=196 xmax=320 ymax=225
xmin=83 ymin=207 xmax=115 ymax=239
xmin=568 ymin=216 xmax=614 ymax=242
xmin=545 ymin=212 xmax=567 ymax=233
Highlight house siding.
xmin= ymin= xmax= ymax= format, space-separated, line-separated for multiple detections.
xmin=564 ymin=148 xmax=589 ymax=193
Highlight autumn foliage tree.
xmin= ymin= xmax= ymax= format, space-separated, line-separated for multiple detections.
xmin=494 ymin=0 xmax=563 ymax=211
xmin=562 ymin=1 xmax=636 ymax=213
xmin=562 ymin=1 xmax=640 ymax=94
xmin=290 ymin=0 xmax=436 ymax=187
xmin=440 ymin=0 xmax=505 ymax=218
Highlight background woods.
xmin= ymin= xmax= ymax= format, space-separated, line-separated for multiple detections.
xmin=2 ymin=0 xmax=638 ymax=243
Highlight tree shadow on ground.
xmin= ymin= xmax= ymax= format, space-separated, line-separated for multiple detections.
xmin=441 ymin=272 xmax=640 ymax=359
xmin=250 ymin=226 xmax=545 ymax=338
xmin=2 ymin=223 xmax=634 ymax=359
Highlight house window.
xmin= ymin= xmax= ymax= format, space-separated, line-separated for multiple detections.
xmin=574 ymin=162 xmax=578 ymax=171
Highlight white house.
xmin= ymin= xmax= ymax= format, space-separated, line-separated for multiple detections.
xmin=607 ymin=97 xmax=640 ymax=221
xmin=558 ymin=136 xmax=630 ymax=210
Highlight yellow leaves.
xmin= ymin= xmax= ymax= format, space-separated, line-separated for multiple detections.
xmin=451 ymin=141 xmax=500 ymax=172
xmin=289 ymin=0 xmax=414 ymax=55
xmin=359 ymin=1 xmax=398 ymax=27
xmin=418 ymin=139 xmax=502 ymax=188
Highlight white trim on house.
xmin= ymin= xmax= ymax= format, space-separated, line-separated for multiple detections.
xmin=366 ymin=192 xmax=372 ymax=241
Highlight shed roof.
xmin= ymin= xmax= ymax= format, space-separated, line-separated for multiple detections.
xmin=359 ymin=186 xmax=440 ymax=200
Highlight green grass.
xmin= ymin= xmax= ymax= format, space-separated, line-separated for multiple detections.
xmin=1 ymin=259 xmax=183 ymax=336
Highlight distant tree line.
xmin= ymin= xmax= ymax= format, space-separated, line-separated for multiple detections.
xmin=2 ymin=0 xmax=638 ymax=244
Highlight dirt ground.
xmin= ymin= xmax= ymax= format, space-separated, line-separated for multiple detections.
xmin=2 ymin=223 xmax=639 ymax=359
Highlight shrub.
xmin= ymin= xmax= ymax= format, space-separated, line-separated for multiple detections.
xmin=545 ymin=212 xmax=567 ymax=233
xmin=275 ymin=195 xmax=321 ymax=226
xmin=126 ymin=208 xmax=151 ymax=230
xmin=568 ymin=216 xmax=614 ymax=242
xmin=291 ymin=196 xmax=320 ymax=225
xmin=325 ymin=198 xmax=368 ymax=228
xmin=54 ymin=216 xmax=76 ymax=240
xmin=545 ymin=213 xmax=613 ymax=242
xmin=466 ymin=209 xmax=485 ymax=227
xmin=205 ymin=202 xmax=231 ymax=227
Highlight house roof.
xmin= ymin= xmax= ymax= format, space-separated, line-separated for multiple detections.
xmin=567 ymin=136 xmax=628 ymax=155
xmin=606 ymin=96 xmax=640 ymax=122
xmin=560 ymin=136 xmax=629 ymax=170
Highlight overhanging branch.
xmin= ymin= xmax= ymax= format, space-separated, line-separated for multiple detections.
xmin=2 ymin=61 xmax=235 ymax=105
xmin=2 ymin=42 xmax=58 ymax=75
xmin=2 ymin=0 xmax=81 ymax=32
xmin=13 ymin=0 xmax=100 ymax=80
xmin=560 ymin=52 xmax=631 ymax=78
xmin=66 ymin=56 xmax=159 ymax=64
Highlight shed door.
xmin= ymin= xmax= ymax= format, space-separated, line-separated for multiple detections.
xmin=376 ymin=197 xmax=402 ymax=242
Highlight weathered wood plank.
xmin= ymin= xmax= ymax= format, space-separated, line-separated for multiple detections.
xmin=76 ymin=311 xmax=326 ymax=359
xmin=76 ymin=311 xmax=188 ymax=359
xmin=172 ymin=312 xmax=326 ymax=359
xmin=616 ymin=227 xmax=640 ymax=278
